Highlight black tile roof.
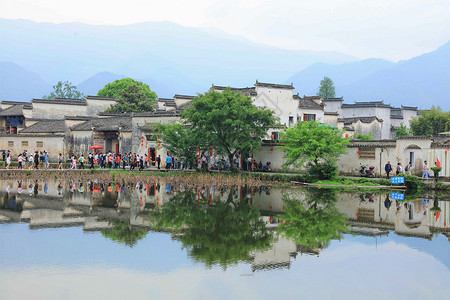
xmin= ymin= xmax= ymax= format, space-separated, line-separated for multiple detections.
xmin=20 ymin=120 xmax=67 ymax=133
xmin=85 ymin=96 xmax=117 ymax=101
xmin=339 ymin=116 xmax=383 ymax=124
xmin=174 ymin=94 xmax=195 ymax=100
xmin=342 ymin=101 xmax=391 ymax=109
xmin=32 ymin=98 xmax=87 ymax=106
xmin=323 ymin=97 xmax=344 ymax=101
xmin=295 ymin=96 xmax=324 ymax=109
xmin=324 ymin=112 xmax=339 ymax=116
xmin=71 ymin=117 xmax=132 ymax=132
xmin=255 ymin=80 xmax=294 ymax=90
xmin=1 ymin=100 xmax=33 ymax=109
xmin=0 ymin=105 xmax=25 ymax=116
xmin=212 ymin=85 xmax=257 ymax=96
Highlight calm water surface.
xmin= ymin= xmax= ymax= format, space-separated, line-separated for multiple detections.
xmin=1 ymin=179 xmax=449 ymax=300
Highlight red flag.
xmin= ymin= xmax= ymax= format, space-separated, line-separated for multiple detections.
xmin=436 ymin=157 xmax=441 ymax=168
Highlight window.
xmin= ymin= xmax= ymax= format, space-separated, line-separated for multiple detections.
xmin=289 ymin=116 xmax=294 ymax=125
xmin=358 ymin=147 xmax=376 ymax=159
xmin=303 ymin=114 xmax=316 ymax=121
xmin=8 ymin=141 xmax=14 ymax=147
xmin=21 ymin=141 xmax=28 ymax=147
xmin=36 ymin=141 xmax=44 ymax=148
xmin=271 ymin=132 xmax=279 ymax=140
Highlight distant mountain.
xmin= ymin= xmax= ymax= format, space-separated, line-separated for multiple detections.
xmin=0 ymin=18 xmax=356 ymax=99
xmin=0 ymin=61 xmax=49 ymax=101
xmin=77 ymin=71 xmax=125 ymax=96
xmin=286 ymin=59 xmax=395 ymax=95
xmin=287 ymin=41 xmax=450 ymax=109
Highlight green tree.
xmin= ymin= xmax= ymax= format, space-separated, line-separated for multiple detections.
xmin=410 ymin=106 xmax=450 ymax=136
xmin=97 ymin=78 xmax=157 ymax=100
xmin=42 ymin=80 xmax=84 ymax=99
xmin=105 ymin=84 xmax=155 ymax=113
xmin=317 ymin=76 xmax=336 ymax=99
xmin=353 ymin=131 xmax=373 ymax=140
xmin=279 ymin=121 xmax=349 ymax=178
xmin=181 ymin=88 xmax=277 ymax=171
xmin=155 ymin=189 xmax=272 ymax=268
xmin=277 ymin=189 xmax=348 ymax=250
xmin=394 ymin=123 xmax=411 ymax=138
xmin=101 ymin=221 xmax=149 ymax=247
xmin=158 ymin=123 xmax=200 ymax=170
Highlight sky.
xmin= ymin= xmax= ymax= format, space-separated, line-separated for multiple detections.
xmin=1 ymin=0 xmax=450 ymax=61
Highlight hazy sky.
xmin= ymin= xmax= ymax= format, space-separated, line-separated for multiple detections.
xmin=1 ymin=0 xmax=449 ymax=61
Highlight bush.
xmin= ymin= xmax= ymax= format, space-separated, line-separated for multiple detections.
xmin=404 ymin=175 xmax=425 ymax=190
xmin=307 ymin=162 xmax=339 ymax=180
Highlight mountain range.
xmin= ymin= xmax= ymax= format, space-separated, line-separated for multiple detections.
xmin=0 ymin=18 xmax=449 ymax=109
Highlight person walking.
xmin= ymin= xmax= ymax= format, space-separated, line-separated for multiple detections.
xmin=384 ymin=161 xmax=392 ymax=179
xmin=44 ymin=152 xmax=49 ymax=170
xmin=396 ymin=163 xmax=403 ymax=176
xmin=156 ymin=155 xmax=161 ymax=169
xmin=422 ymin=161 xmax=429 ymax=178
xmin=28 ymin=154 xmax=34 ymax=169
xmin=405 ymin=162 xmax=412 ymax=175
xmin=79 ymin=154 xmax=85 ymax=169
xmin=6 ymin=153 xmax=11 ymax=169
xmin=166 ymin=154 xmax=171 ymax=170
xmin=34 ymin=151 xmax=40 ymax=169
xmin=18 ymin=154 xmax=23 ymax=169
xmin=57 ymin=153 xmax=63 ymax=170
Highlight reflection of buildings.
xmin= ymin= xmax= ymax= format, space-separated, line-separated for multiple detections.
xmin=1 ymin=180 xmax=449 ymax=270
xmin=335 ymin=192 xmax=450 ymax=240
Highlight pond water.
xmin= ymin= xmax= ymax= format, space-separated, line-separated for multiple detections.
xmin=1 ymin=179 xmax=449 ymax=300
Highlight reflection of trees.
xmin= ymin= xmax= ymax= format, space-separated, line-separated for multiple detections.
xmin=101 ymin=221 xmax=148 ymax=247
xmin=277 ymin=188 xmax=348 ymax=249
xmin=156 ymin=189 xmax=272 ymax=268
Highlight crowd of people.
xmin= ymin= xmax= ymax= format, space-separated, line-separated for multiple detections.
xmin=384 ymin=160 xmax=438 ymax=179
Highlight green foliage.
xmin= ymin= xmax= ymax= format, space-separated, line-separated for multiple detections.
xmin=279 ymin=121 xmax=350 ymax=169
xmin=42 ymin=80 xmax=84 ymax=99
xmin=155 ymin=189 xmax=272 ymax=268
xmin=317 ymin=76 xmax=336 ymax=99
xmin=307 ymin=161 xmax=339 ymax=180
xmin=277 ymin=189 xmax=347 ymax=249
xmin=182 ymin=88 xmax=276 ymax=171
xmin=101 ymin=221 xmax=149 ymax=247
xmin=104 ymin=83 xmax=156 ymax=113
xmin=404 ymin=174 xmax=425 ymax=191
xmin=158 ymin=123 xmax=199 ymax=170
xmin=353 ymin=131 xmax=373 ymax=141
xmin=430 ymin=167 xmax=442 ymax=178
xmin=394 ymin=123 xmax=411 ymax=138
xmin=410 ymin=106 xmax=450 ymax=136
xmin=97 ymin=78 xmax=156 ymax=99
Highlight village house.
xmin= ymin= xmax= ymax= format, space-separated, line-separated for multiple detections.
xmin=0 ymin=80 xmax=446 ymax=177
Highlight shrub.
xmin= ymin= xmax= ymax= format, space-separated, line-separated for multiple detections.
xmin=308 ymin=162 xmax=339 ymax=180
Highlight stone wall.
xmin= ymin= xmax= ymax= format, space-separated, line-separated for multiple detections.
xmin=0 ymin=134 xmax=64 ymax=161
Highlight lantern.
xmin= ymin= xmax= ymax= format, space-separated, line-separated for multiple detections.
xmin=270 ymin=148 xmax=273 ymax=152
xmin=357 ymin=150 xmax=359 ymax=154
xmin=345 ymin=133 xmax=349 ymax=138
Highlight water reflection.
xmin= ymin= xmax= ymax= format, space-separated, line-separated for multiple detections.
xmin=277 ymin=189 xmax=348 ymax=250
xmin=1 ymin=179 xmax=449 ymax=270
xmin=154 ymin=188 xmax=272 ymax=269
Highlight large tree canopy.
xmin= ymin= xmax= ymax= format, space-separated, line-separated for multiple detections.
xmin=181 ymin=88 xmax=277 ymax=170
xmin=410 ymin=106 xmax=450 ymax=136
xmin=42 ymin=80 xmax=84 ymax=99
xmin=158 ymin=123 xmax=200 ymax=170
xmin=104 ymin=83 xmax=156 ymax=113
xmin=98 ymin=78 xmax=157 ymax=113
xmin=279 ymin=121 xmax=349 ymax=168
xmin=97 ymin=78 xmax=156 ymax=99
xmin=317 ymin=76 xmax=336 ymax=99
